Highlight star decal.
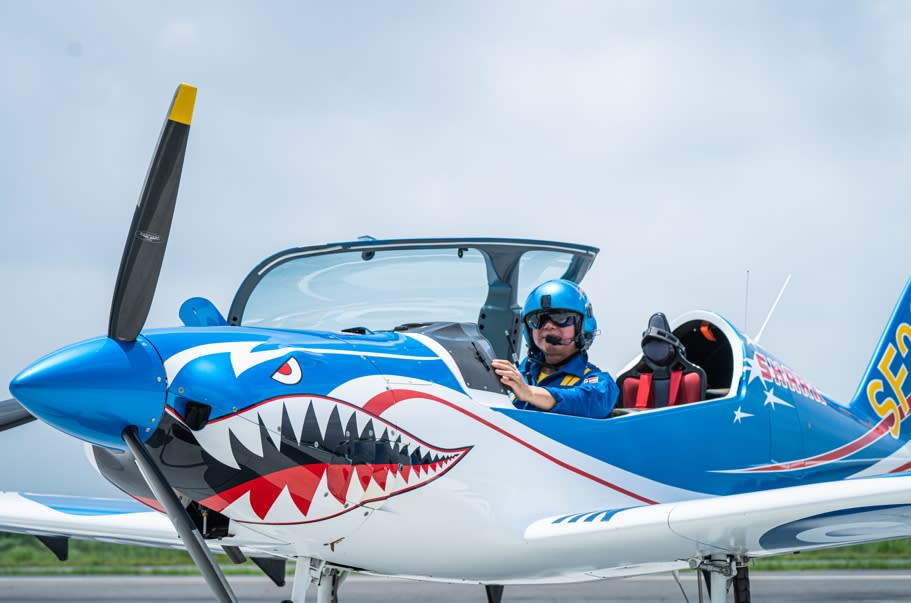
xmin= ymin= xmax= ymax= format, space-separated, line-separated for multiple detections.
xmin=764 ymin=388 xmax=794 ymax=409
xmin=733 ymin=406 xmax=754 ymax=424
xmin=743 ymin=355 xmax=767 ymax=386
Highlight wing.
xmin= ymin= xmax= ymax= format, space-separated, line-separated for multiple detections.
xmin=524 ymin=475 xmax=911 ymax=576
xmin=0 ymin=491 xmax=292 ymax=556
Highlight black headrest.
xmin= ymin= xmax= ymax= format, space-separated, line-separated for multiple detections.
xmin=641 ymin=312 xmax=684 ymax=367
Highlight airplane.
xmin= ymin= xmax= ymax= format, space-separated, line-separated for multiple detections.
xmin=2 ymin=83 xmax=911 ymax=603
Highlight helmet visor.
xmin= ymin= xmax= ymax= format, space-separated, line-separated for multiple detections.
xmin=525 ymin=310 xmax=580 ymax=330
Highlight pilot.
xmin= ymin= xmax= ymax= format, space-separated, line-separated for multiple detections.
xmin=492 ymin=279 xmax=619 ymax=418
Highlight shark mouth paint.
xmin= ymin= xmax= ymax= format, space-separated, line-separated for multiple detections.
xmin=180 ymin=394 xmax=471 ymax=524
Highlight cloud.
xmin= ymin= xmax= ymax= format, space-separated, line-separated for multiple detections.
xmin=158 ymin=20 xmax=202 ymax=51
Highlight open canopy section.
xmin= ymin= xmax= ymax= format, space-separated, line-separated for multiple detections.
xmin=228 ymin=238 xmax=599 ymax=358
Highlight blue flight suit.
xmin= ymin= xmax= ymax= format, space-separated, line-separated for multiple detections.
xmin=513 ymin=352 xmax=619 ymax=418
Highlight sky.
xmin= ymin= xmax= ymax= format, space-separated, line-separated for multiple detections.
xmin=1 ymin=1 xmax=910 ymax=496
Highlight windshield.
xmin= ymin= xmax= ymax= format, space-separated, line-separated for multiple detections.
xmin=516 ymin=250 xmax=575 ymax=306
xmin=242 ymin=247 xmax=488 ymax=331
xmin=230 ymin=238 xmax=599 ymax=359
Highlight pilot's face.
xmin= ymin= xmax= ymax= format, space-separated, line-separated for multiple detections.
xmin=529 ymin=313 xmax=578 ymax=365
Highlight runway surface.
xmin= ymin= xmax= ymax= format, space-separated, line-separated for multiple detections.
xmin=2 ymin=572 xmax=911 ymax=602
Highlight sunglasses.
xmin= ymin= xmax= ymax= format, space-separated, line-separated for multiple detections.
xmin=525 ymin=311 xmax=580 ymax=330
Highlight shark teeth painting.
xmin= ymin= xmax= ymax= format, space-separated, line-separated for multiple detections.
xmin=182 ymin=394 xmax=471 ymax=524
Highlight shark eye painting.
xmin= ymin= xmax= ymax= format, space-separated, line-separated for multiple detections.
xmin=272 ymin=357 xmax=302 ymax=385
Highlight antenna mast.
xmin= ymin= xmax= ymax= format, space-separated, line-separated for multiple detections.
xmin=755 ymin=273 xmax=792 ymax=344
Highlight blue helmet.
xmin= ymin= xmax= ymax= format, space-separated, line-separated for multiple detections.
xmin=521 ymin=279 xmax=598 ymax=353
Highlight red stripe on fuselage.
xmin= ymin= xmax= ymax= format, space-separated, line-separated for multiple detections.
xmin=362 ymin=389 xmax=400 ymax=416
xmin=744 ymin=413 xmax=896 ymax=472
xmin=365 ymin=389 xmax=656 ymax=504
xmin=890 ymin=458 xmax=911 ymax=474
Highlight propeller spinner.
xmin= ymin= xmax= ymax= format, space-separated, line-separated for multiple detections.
xmin=10 ymin=83 xmax=196 ymax=449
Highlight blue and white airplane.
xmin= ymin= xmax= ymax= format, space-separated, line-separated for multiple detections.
xmin=3 ymin=84 xmax=911 ymax=603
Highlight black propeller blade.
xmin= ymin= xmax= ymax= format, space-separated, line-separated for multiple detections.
xmin=0 ymin=398 xmax=35 ymax=432
xmin=113 ymin=84 xmax=237 ymax=602
xmin=108 ymin=83 xmax=196 ymax=342
xmin=124 ymin=427 xmax=238 ymax=603
xmin=12 ymin=83 xmax=239 ymax=603
xmin=114 ymin=85 xmax=238 ymax=602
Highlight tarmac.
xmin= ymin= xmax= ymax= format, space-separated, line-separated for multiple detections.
xmin=2 ymin=571 xmax=911 ymax=602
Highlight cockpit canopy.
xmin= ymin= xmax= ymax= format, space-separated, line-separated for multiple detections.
xmin=228 ymin=238 xmax=599 ymax=359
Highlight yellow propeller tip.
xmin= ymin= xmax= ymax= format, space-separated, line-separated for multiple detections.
xmin=168 ymin=83 xmax=197 ymax=126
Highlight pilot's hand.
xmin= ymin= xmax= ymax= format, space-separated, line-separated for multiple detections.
xmin=491 ymin=359 xmax=557 ymax=411
xmin=492 ymin=359 xmax=531 ymax=400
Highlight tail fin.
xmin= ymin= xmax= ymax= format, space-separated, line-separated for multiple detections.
xmin=850 ymin=277 xmax=911 ymax=437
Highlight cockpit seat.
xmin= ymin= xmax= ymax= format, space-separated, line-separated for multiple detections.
xmin=617 ymin=312 xmax=707 ymax=409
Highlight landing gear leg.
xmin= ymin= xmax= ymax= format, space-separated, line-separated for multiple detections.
xmin=709 ymin=559 xmax=729 ymax=603
xmin=732 ymin=565 xmax=751 ymax=603
xmin=484 ymin=584 xmax=504 ymax=603
xmin=283 ymin=557 xmax=310 ymax=603
xmin=691 ymin=555 xmax=736 ymax=603
xmin=313 ymin=563 xmax=347 ymax=603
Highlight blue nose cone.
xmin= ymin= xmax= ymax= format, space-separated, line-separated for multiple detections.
xmin=9 ymin=335 xmax=167 ymax=450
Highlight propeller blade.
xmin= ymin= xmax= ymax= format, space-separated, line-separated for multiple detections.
xmin=123 ymin=426 xmax=238 ymax=603
xmin=108 ymin=83 xmax=197 ymax=342
xmin=0 ymin=398 xmax=36 ymax=432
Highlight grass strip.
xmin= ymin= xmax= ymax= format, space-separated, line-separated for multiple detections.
xmin=4 ymin=533 xmax=911 ymax=574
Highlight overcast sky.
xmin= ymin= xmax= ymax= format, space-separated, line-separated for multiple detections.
xmin=2 ymin=2 xmax=910 ymax=496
